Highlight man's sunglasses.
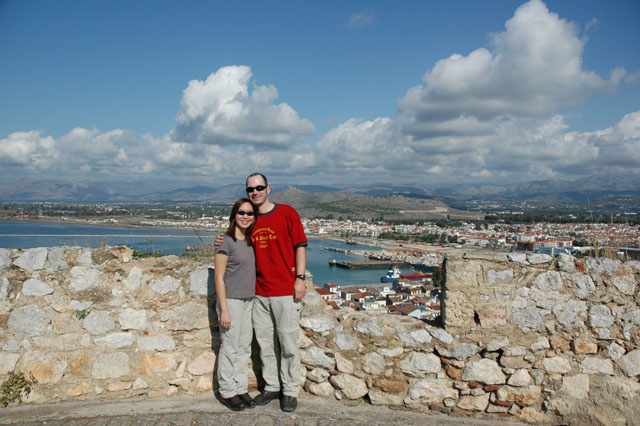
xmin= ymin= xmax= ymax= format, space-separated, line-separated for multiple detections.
xmin=246 ymin=185 xmax=267 ymax=193
xmin=237 ymin=211 xmax=254 ymax=216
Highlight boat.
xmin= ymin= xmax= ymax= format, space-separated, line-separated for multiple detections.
xmin=400 ymin=272 xmax=433 ymax=280
xmin=412 ymin=263 xmax=435 ymax=272
xmin=328 ymin=259 xmax=337 ymax=266
xmin=346 ymin=239 xmax=358 ymax=245
xmin=380 ymin=266 xmax=401 ymax=283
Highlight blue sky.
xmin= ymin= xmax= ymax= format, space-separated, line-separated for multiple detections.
xmin=1 ymin=0 xmax=639 ymax=190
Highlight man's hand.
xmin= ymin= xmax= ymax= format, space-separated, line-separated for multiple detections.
xmin=293 ymin=278 xmax=306 ymax=302
xmin=214 ymin=233 xmax=225 ymax=248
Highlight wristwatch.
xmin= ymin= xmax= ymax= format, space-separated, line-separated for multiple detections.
xmin=296 ymin=274 xmax=306 ymax=280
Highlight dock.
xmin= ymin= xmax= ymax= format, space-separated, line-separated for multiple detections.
xmin=330 ymin=260 xmax=410 ymax=269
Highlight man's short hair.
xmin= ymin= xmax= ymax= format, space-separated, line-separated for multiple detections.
xmin=246 ymin=172 xmax=268 ymax=187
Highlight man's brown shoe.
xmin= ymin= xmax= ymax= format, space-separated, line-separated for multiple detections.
xmin=281 ymin=395 xmax=297 ymax=412
xmin=253 ymin=390 xmax=279 ymax=405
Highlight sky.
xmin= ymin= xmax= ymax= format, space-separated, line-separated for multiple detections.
xmin=1 ymin=0 xmax=639 ymax=191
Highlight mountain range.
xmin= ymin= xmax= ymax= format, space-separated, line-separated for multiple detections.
xmin=1 ymin=176 xmax=638 ymax=214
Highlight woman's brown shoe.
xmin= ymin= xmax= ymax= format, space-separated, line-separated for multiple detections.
xmin=220 ymin=395 xmax=246 ymax=411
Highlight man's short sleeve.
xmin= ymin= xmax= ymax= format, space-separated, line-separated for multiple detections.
xmin=288 ymin=206 xmax=307 ymax=248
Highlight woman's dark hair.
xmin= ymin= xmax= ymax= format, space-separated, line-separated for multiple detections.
xmin=225 ymin=198 xmax=257 ymax=245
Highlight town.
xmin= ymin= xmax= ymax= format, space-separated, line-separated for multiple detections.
xmin=313 ymin=278 xmax=441 ymax=322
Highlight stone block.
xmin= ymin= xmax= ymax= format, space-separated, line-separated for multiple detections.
xmin=95 ymin=332 xmax=136 ymax=348
xmin=92 ymin=352 xmax=129 ymax=379
xmin=457 ymin=393 xmax=490 ymax=411
xmin=542 ymin=357 xmax=571 ymax=374
xmin=487 ymin=268 xmax=513 ymax=286
xmin=395 ymin=328 xmax=431 ymax=347
xmin=22 ymin=279 xmax=53 ymax=296
xmin=305 ymin=380 xmax=334 ymax=397
xmin=69 ymin=353 xmax=90 ymax=375
xmin=363 ymin=352 xmax=386 ymax=375
xmin=618 ymin=350 xmax=640 ymax=377
xmin=82 ymin=310 xmax=115 ymax=335
xmin=118 ymin=308 xmax=148 ymax=331
xmin=368 ymin=388 xmax=404 ymax=406
xmin=125 ymin=267 xmax=142 ymax=291
xmin=187 ymin=352 xmax=216 ymax=376
xmin=188 ymin=268 xmax=210 ymax=296
xmin=137 ymin=335 xmax=176 ymax=351
xmin=408 ymin=377 xmax=457 ymax=404
xmin=334 ymin=352 xmax=354 ymax=374
xmin=14 ymin=248 xmax=48 ymax=273
xmin=400 ymin=352 xmax=441 ymax=377
xmin=561 ymin=374 xmax=589 ymax=399
xmin=301 ymin=346 xmax=336 ymax=369
xmin=70 ymin=266 xmax=101 ymax=292
xmin=0 ymin=248 xmax=10 ymax=270
xmin=589 ymin=305 xmax=615 ymax=328
xmin=572 ymin=338 xmax=598 ymax=354
xmin=477 ymin=304 xmax=507 ymax=329
xmin=108 ymin=381 xmax=133 ymax=392
xmin=462 ymin=359 xmax=506 ymax=385
xmin=373 ymin=378 xmax=407 ymax=393
xmin=329 ymin=373 xmax=368 ymax=399
xmin=0 ymin=353 xmax=20 ymax=375
xmin=333 ymin=332 xmax=359 ymax=350
xmin=139 ymin=353 xmax=175 ymax=375
xmin=300 ymin=314 xmax=335 ymax=333
xmin=443 ymin=291 xmax=475 ymax=328
xmin=8 ymin=304 xmax=50 ymax=337
xmin=149 ymin=276 xmax=180 ymax=295
xmin=162 ymin=302 xmax=209 ymax=331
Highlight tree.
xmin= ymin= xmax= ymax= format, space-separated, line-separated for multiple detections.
xmin=432 ymin=267 xmax=442 ymax=287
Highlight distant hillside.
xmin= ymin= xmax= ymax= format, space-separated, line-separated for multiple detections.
xmin=2 ymin=175 xmax=638 ymax=214
xmin=0 ymin=179 xmax=116 ymax=202
xmin=434 ymin=175 xmax=640 ymax=211
xmin=271 ymin=187 xmax=481 ymax=221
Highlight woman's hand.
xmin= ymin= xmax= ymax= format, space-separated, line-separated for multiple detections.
xmin=220 ymin=310 xmax=231 ymax=329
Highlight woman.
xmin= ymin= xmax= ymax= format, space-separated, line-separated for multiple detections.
xmin=214 ymin=198 xmax=258 ymax=411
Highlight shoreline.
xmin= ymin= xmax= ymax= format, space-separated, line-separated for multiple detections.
xmin=0 ymin=218 xmax=362 ymax=247
xmin=1 ymin=218 xmax=456 ymax=259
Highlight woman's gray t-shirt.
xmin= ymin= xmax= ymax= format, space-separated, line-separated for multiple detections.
xmin=215 ymin=234 xmax=256 ymax=299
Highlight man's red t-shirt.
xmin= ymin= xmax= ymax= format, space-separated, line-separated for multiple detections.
xmin=250 ymin=203 xmax=308 ymax=297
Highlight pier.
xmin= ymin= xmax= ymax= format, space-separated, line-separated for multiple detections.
xmin=330 ymin=260 xmax=410 ymax=269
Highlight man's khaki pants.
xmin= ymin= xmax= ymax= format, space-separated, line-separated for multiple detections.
xmin=253 ymin=295 xmax=301 ymax=397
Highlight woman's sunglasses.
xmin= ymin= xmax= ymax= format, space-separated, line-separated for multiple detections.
xmin=237 ymin=211 xmax=255 ymax=216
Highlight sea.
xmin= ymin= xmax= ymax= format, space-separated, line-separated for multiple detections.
xmin=0 ymin=221 xmax=403 ymax=287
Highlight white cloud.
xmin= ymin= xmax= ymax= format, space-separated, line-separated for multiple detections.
xmin=347 ymin=10 xmax=375 ymax=29
xmin=172 ymin=65 xmax=315 ymax=147
xmin=398 ymin=0 xmax=625 ymax=130
xmin=0 ymin=131 xmax=58 ymax=170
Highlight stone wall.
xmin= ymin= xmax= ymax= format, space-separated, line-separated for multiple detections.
xmin=1 ymin=246 xmax=639 ymax=425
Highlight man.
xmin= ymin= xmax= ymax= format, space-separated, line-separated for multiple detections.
xmin=217 ymin=173 xmax=307 ymax=412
